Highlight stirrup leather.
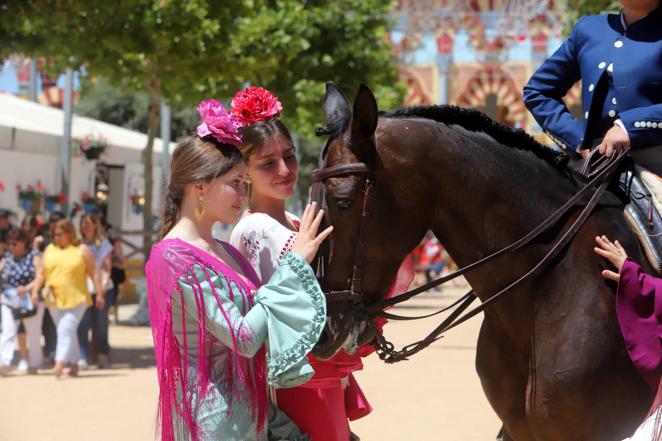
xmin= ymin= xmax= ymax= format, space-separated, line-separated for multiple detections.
xmin=620 ymin=165 xmax=662 ymax=275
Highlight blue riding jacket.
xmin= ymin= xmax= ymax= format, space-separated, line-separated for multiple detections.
xmin=523 ymin=8 xmax=662 ymax=151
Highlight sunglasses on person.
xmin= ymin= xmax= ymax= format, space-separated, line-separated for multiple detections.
xmin=53 ymin=231 xmax=67 ymax=237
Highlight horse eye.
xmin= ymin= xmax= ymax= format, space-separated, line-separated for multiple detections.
xmin=335 ymin=198 xmax=353 ymax=210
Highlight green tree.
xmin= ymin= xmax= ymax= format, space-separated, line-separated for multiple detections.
xmin=4 ymin=0 xmax=250 ymax=252
xmin=563 ymin=0 xmax=620 ymax=32
xmin=225 ymin=0 xmax=404 ymax=203
xmin=75 ymin=77 xmax=198 ymax=142
xmin=3 ymin=0 xmax=403 ymax=253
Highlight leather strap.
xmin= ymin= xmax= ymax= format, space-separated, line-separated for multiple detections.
xmin=312 ymin=163 xmax=372 ymax=181
xmin=374 ymin=292 xmax=477 ymax=321
xmin=371 ymin=178 xmax=612 ymax=362
xmin=367 ymin=149 xmax=627 ymax=363
xmin=373 ymin=148 xmax=622 ymax=312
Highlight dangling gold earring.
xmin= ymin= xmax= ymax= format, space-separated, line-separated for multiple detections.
xmin=194 ymin=198 xmax=205 ymax=222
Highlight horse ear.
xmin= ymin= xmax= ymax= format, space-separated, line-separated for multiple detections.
xmin=322 ymin=83 xmax=351 ymax=133
xmin=350 ymin=83 xmax=378 ymax=163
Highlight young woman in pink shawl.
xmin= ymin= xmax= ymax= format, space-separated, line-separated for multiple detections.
xmin=146 ymin=99 xmax=333 ymax=441
xmin=229 ymin=87 xmax=414 ymax=441
xmin=595 ymin=235 xmax=662 ymax=440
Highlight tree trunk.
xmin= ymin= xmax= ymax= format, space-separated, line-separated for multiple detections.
xmin=143 ymin=79 xmax=161 ymax=258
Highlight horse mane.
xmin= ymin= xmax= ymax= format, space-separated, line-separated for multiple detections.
xmin=381 ymin=105 xmax=570 ymax=169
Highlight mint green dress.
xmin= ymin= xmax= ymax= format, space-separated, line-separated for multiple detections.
xmin=169 ymin=251 xmax=326 ymax=440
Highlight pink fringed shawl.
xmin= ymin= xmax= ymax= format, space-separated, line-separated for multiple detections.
xmin=146 ymin=238 xmax=268 ymax=441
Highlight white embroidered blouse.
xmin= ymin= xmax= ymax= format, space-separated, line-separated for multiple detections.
xmin=230 ymin=212 xmax=300 ymax=283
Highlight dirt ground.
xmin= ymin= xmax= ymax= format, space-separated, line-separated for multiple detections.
xmin=0 ymin=281 xmax=499 ymax=441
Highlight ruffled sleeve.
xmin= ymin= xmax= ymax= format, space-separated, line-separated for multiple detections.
xmin=256 ymin=252 xmax=326 ymax=388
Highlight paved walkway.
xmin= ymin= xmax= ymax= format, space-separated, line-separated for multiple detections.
xmin=0 ymin=283 xmax=499 ymax=441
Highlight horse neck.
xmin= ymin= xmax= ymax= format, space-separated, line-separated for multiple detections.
xmin=409 ymin=123 xmax=576 ymax=302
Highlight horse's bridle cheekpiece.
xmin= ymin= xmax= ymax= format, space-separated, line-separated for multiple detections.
xmin=311 ymin=145 xmax=373 ymax=304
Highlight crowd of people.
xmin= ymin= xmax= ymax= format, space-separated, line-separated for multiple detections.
xmin=0 ymin=207 xmax=125 ymax=377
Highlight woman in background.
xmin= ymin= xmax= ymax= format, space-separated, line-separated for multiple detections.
xmin=0 ymin=229 xmax=43 ymax=375
xmin=32 ymin=219 xmax=104 ymax=378
xmin=77 ymin=212 xmax=115 ymax=369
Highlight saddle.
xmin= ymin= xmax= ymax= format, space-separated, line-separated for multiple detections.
xmin=618 ymin=161 xmax=662 ymax=275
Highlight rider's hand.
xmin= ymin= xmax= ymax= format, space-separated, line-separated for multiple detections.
xmin=594 ymin=235 xmax=628 ymax=282
xmin=291 ymin=202 xmax=334 ymax=264
xmin=597 ymin=125 xmax=630 ymax=158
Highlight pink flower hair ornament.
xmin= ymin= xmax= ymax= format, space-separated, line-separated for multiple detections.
xmin=231 ymin=87 xmax=283 ymax=127
xmin=196 ymin=99 xmax=243 ymax=146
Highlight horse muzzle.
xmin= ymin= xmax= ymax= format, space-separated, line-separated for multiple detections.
xmin=312 ymin=308 xmax=357 ymax=360
xmin=312 ymin=306 xmax=378 ymax=359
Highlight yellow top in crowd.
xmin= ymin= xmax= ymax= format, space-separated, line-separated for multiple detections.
xmin=43 ymin=244 xmax=92 ymax=309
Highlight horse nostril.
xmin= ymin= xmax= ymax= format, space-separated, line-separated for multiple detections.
xmin=315 ymin=326 xmax=331 ymax=347
xmin=317 ymin=330 xmax=328 ymax=345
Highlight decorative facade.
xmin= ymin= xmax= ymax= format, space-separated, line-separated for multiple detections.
xmin=6 ymin=56 xmax=78 ymax=108
xmin=391 ymin=0 xmax=579 ymax=142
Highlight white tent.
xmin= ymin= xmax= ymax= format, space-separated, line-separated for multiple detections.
xmin=0 ymin=92 xmax=175 ymax=153
xmin=0 ymin=92 xmax=176 ymax=239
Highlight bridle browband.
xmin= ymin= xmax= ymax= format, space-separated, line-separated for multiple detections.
xmin=312 ymin=143 xmax=628 ymax=363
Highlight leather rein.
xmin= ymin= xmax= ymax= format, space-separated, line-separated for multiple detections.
xmin=312 ymin=147 xmax=629 ymax=363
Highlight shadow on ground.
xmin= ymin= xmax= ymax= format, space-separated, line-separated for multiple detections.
xmin=110 ymin=346 xmax=156 ymax=369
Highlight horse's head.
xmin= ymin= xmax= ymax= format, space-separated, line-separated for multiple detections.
xmin=311 ymin=84 xmax=430 ymax=359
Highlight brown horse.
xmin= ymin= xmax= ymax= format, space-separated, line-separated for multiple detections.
xmin=311 ymin=84 xmax=653 ymax=441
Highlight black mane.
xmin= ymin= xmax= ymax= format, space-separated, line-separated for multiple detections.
xmin=382 ymin=105 xmax=569 ymax=169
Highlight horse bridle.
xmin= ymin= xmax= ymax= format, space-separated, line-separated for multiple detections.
xmin=311 ymin=143 xmax=630 ymax=363
xmin=311 ymin=158 xmax=374 ymax=304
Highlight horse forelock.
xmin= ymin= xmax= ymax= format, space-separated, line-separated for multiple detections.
xmin=381 ymin=105 xmax=570 ymax=171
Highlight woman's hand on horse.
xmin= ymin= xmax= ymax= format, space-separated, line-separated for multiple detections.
xmin=291 ymin=202 xmax=334 ymax=264
xmin=594 ymin=235 xmax=628 ymax=281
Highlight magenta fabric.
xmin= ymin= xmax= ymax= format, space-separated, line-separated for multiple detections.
xmin=345 ymin=373 xmax=372 ymax=421
xmin=146 ymin=239 xmax=267 ymax=441
xmin=616 ymin=258 xmax=662 ymax=390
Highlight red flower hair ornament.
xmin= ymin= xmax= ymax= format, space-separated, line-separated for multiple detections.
xmin=231 ymin=87 xmax=283 ymax=127
xmin=196 ymin=99 xmax=243 ymax=146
